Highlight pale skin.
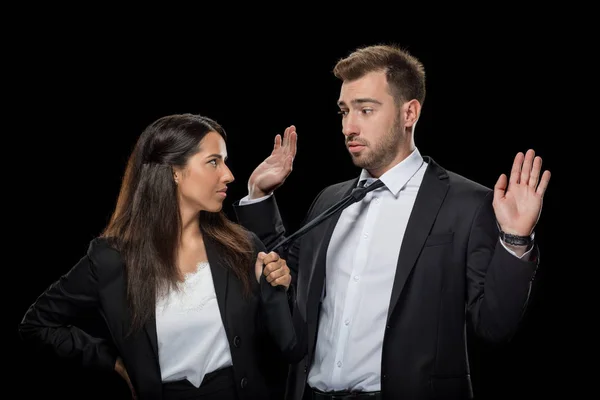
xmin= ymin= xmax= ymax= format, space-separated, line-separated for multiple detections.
xmin=116 ymin=132 xmax=291 ymax=398
xmin=248 ymin=70 xmax=551 ymax=258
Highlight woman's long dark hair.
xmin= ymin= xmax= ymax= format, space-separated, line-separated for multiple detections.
xmin=101 ymin=113 xmax=254 ymax=334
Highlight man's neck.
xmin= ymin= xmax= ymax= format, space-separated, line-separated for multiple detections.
xmin=368 ymin=145 xmax=415 ymax=178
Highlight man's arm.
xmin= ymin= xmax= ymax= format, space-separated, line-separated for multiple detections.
xmin=466 ymin=149 xmax=550 ymax=342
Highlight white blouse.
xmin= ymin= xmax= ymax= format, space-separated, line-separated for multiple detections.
xmin=155 ymin=261 xmax=233 ymax=388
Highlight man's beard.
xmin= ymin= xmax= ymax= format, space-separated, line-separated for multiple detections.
xmin=347 ymin=115 xmax=404 ymax=171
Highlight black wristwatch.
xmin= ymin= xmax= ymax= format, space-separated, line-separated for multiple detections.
xmin=499 ymin=230 xmax=534 ymax=246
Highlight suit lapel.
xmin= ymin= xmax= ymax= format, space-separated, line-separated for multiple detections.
xmin=386 ymin=157 xmax=449 ymax=322
xmin=307 ymin=179 xmax=357 ymax=358
xmin=204 ymin=236 xmax=231 ymax=336
xmin=143 ymin=312 xmax=159 ymax=361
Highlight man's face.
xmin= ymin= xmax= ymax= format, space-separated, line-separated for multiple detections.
xmin=337 ymin=70 xmax=406 ymax=176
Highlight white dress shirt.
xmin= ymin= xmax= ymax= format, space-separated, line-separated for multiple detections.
xmin=239 ymin=147 xmax=532 ymax=392
xmin=307 ymin=148 xmax=426 ymax=391
xmin=155 ymin=261 xmax=233 ymax=388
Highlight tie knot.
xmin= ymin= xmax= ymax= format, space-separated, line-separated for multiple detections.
xmin=352 ymin=179 xmax=384 ymax=202
xmin=358 ymin=179 xmax=375 ymax=188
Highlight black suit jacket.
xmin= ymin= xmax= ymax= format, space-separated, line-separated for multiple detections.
xmin=19 ymin=232 xmax=293 ymax=400
xmin=233 ymin=156 xmax=540 ymax=400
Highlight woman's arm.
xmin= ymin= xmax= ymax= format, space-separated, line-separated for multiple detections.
xmin=18 ymin=249 xmax=118 ymax=372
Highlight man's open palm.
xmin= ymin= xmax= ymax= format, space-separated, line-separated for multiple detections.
xmin=493 ymin=149 xmax=551 ymax=236
xmin=248 ymin=125 xmax=297 ymax=198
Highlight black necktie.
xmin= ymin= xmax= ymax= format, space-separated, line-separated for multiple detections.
xmin=267 ymin=179 xmax=385 ymax=253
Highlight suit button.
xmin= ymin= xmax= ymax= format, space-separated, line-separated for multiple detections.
xmin=240 ymin=377 xmax=248 ymax=388
xmin=233 ymin=336 xmax=241 ymax=348
xmin=303 ymin=365 xmax=307 ymax=373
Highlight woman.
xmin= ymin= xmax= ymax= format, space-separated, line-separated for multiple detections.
xmin=18 ymin=113 xmax=294 ymax=400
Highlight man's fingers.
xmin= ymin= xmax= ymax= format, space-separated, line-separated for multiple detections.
xmin=520 ymin=149 xmax=535 ymax=186
xmin=510 ymin=152 xmax=524 ymax=186
xmin=282 ymin=125 xmax=296 ymax=150
xmin=536 ymin=170 xmax=551 ymax=197
xmin=273 ymin=134 xmax=282 ymax=151
xmin=493 ymin=173 xmax=508 ymax=201
xmin=529 ymin=156 xmax=542 ymax=190
xmin=282 ymin=126 xmax=290 ymax=148
xmin=288 ymin=128 xmax=297 ymax=159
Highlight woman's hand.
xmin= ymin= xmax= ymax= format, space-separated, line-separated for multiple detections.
xmin=254 ymin=251 xmax=291 ymax=290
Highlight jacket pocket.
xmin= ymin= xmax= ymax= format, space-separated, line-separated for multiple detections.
xmin=424 ymin=232 xmax=454 ymax=247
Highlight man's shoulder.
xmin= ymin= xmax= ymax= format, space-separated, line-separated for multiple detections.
xmin=313 ymin=177 xmax=356 ymax=202
xmin=426 ymin=157 xmax=493 ymax=204
xmin=446 ymin=170 xmax=491 ymax=193
xmin=303 ymin=178 xmax=357 ymax=216
xmin=322 ymin=177 xmax=357 ymax=195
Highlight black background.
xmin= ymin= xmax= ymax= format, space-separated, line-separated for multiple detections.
xmin=9 ymin=10 xmax=578 ymax=399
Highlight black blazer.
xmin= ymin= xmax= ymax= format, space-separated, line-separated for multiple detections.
xmin=18 ymin=231 xmax=293 ymax=400
xmin=233 ymin=156 xmax=540 ymax=400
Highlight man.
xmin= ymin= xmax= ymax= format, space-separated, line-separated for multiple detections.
xmin=233 ymin=44 xmax=551 ymax=399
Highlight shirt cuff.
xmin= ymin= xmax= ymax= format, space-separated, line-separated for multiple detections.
xmin=500 ymin=239 xmax=534 ymax=261
xmin=238 ymin=193 xmax=273 ymax=205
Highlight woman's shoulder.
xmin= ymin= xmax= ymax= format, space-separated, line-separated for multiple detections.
xmin=86 ymin=236 xmax=125 ymax=280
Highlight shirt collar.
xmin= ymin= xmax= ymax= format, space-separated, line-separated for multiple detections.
xmin=357 ymin=147 xmax=424 ymax=196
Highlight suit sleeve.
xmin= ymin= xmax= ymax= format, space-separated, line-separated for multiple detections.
xmin=18 ymin=247 xmax=118 ymax=372
xmin=247 ymin=231 xmax=305 ymax=363
xmin=233 ymin=188 xmax=327 ymax=283
xmin=233 ymin=195 xmax=299 ymax=277
xmin=234 ymin=190 xmax=331 ymax=362
xmin=466 ymin=191 xmax=540 ymax=342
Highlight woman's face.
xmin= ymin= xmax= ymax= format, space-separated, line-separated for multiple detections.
xmin=174 ymin=131 xmax=234 ymax=213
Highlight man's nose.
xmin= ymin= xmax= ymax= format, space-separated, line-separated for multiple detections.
xmin=342 ymin=114 xmax=359 ymax=137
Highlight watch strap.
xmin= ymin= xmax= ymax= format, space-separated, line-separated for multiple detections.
xmin=499 ymin=230 xmax=534 ymax=246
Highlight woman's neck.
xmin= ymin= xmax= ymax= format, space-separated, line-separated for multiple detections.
xmin=176 ymin=212 xmax=207 ymax=278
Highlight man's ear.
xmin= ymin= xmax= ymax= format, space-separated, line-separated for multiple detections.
xmin=403 ymin=99 xmax=421 ymax=128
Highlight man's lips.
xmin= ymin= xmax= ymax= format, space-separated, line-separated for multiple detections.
xmin=347 ymin=142 xmax=366 ymax=152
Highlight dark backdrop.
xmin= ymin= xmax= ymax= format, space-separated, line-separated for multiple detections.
xmin=9 ymin=17 xmax=573 ymax=400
